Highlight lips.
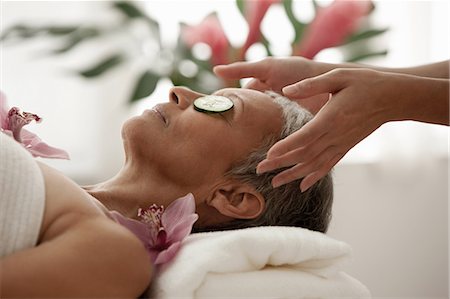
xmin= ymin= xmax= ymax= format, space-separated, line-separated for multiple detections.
xmin=152 ymin=104 xmax=168 ymax=126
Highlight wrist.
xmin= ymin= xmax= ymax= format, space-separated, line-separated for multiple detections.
xmin=385 ymin=73 xmax=449 ymax=125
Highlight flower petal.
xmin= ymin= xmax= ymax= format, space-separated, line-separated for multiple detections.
xmin=181 ymin=13 xmax=230 ymax=65
xmin=21 ymin=129 xmax=70 ymax=159
xmin=109 ymin=211 xmax=151 ymax=246
xmin=166 ymin=214 xmax=198 ymax=244
xmin=153 ymin=241 xmax=182 ymax=265
xmin=161 ymin=193 xmax=196 ymax=232
xmin=294 ymin=0 xmax=372 ymax=58
xmin=241 ymin=0 xmax=279 ymax=56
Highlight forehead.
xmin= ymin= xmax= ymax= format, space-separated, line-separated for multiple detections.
xmin=213 ymin=88 xmax=280 ymax=111
xmin=214 ymin=87 xmax=283 ymax=135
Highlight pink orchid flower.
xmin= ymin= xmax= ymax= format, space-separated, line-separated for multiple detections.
xmin=293 ymin=0 xmax=373 ymax=58
xmin=110 ymin=193 xmax=199 ymax=265
xmin=0 ymin=92 xmax=69 ymax=159
xmin=181 ymin=13 xmax=231 ymax=66
xmin=240 ymin=0 xmax=280 ymax=59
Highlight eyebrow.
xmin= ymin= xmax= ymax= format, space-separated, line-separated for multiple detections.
xmin=228 ymin=92 xmax=245 ymax=115
xmin=212 ymin=91 xmax=244 ymax=126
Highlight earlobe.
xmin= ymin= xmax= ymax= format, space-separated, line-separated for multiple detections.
xmin=208 ymin=184 xmax=265 ymax=220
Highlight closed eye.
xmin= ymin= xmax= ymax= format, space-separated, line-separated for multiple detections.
xmin=219 ymin=112 xmax=232 ymax=127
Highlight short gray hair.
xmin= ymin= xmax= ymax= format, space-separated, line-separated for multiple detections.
xmin=195 ymin=91 xmax=333 ymax=233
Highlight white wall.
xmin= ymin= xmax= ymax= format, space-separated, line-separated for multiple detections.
xmin=329 ymin=159 xmax=448 ymax=298
xmin=1 ymin=1 xmax=448 ymax=298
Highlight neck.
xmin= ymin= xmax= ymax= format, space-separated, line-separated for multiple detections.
xmin=84 ymin=163 xmax=185 ymax=219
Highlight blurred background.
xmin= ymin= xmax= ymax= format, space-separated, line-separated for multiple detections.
xmin=1 ymin=0 xmax=448 ymax=297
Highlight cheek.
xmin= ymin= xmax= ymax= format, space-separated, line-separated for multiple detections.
xmin=122 ymin=117 xmax=163 ymax=161
xmin=168 ymin=123 xmax=237 ymax=180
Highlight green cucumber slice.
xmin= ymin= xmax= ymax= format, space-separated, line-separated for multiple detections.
xmin=193 ymin=96 xmax=234 ymax=113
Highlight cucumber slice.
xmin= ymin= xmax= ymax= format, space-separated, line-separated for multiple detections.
xmin=193 ymin=95 xmax=234 ymax=113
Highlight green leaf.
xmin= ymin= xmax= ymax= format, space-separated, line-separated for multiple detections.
xmin=113 ymin=1 xmax=161 ymax=47
xmin=113 ymin=1 xmax=146 ymax=19
xmin=45 ymin=26 xmax=79 ymax=35
xmin=1 ymin=25 xmax=40 ymax=40
xmin=346 ymin=50 xmax=388 ymax=62
xmin=311 ymin=0 xmax=320 ymax=14
xmin=52 ymin=28 xmax=100 ymax=54
xmin=1 ymin=25 xmax=80 ymax=41
xmin=344 ymin=28 xmax=389 ymax=45
xmin=79 ymin=54 xmax=124 ymax=78
xmin=236 ymin=0 xmax=245 ymax=17
xmin=283 ymin=0 xmax=307 ymax=44
xmin=130 ymin=71 xmax=160 ymax=103
xmin=260 ymin=34 xmax=273 ymax=56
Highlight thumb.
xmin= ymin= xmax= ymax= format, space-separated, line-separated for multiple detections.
xmin=213 ymin=61 xmax=268 ymax=80
xmin=282 ymin=70 xmax=346 ymax=99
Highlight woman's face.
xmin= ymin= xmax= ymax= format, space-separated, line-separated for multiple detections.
xmin=122 ymin=87 xmax=283 ymax=201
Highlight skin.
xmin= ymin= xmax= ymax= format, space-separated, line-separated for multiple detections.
xmin=214 ymin=58 xmax=450 ymax=191
xmin=1 ymin=87 xmax=284 ymax=297
xmin=1 ymin=161 xmax=152 ymax=298
xmin=86 ymin=87 xmax=283 ymax=227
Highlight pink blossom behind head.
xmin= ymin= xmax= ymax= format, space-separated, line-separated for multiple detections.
xmin=241 ymin=0 xmax=280 ymax=57
xmin=181 ymin=13 xmax=230 ymax=66
xmin=294 ymin=0 xmax=373 ymax=58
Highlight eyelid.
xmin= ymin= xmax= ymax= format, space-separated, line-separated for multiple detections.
xmin=219 ymin=112 xmax=232 ymax=126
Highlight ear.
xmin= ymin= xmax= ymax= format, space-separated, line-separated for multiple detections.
xmin=207 ymin=181 xmax=265 ymax=220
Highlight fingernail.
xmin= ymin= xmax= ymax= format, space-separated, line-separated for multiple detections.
xmin=282 ymin=85 xmax=297 ymax=95
xmin=272 ymin=179 xmax=283 ymax=188
xmin=256 ymin=162 xmax=268 ymax=174
xmin=300 ymin=182 xmax=311 ymax=193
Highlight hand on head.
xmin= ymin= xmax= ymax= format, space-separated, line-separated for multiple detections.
xmin=214 ymin=57 xmax=331 ymax=114
xmin=215 ymin=57 xmax=450 ymax=191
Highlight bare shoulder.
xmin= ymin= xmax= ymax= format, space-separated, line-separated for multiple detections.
xmin=1 ymin=215 xmax=152 ymax=297
xmin=67 ymin=217 xmax=153 ymax=296
xmin=11 ymin=162 xmax=155 ymax=296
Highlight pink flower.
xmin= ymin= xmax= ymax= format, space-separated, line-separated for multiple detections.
xmin=181 ymin=13 xmax=231 ymax=66
xmin=110 ymin=193 xmax=198 ymax=265
xmin=0 ymin=91 xmax=70 ymax=159
xmin=240 ymin=0 xmax=280 ymax=58
xmin=293 ymin=0 xmax=373 ymax=58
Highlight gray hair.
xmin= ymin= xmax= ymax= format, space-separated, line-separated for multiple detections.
xmin=196 ymin=91 xmax=333 ymax=233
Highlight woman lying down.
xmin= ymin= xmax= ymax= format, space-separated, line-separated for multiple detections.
xmin=0 ymin=87 xmax=333 ymax=297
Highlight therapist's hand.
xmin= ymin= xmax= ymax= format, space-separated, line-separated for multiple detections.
xmin=256 ymin=68 xmax=406 ymax=191
xmin=214 ymin=57 xmax=331 ymax=114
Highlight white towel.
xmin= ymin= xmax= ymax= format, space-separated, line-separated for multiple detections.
xmin=152 ymin=226 xmax=370 ymax=298
xmin=0 ymin=133 xmax=45 ymax=257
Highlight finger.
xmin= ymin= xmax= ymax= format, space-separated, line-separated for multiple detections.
xmin=282 ymin=70 xmax=347 ymax=99
xmin=213 ymin=61 xmax=268 ymax=80
xmin=266 ymin=119 xmax=326 ymax=159
xmin=270 ymin=145 xmax=339 ymax=188
xmin=294 ymin=93 xmax=331 ymax=115
xmin=244 ymin=78 xmax=270 ymax=91
xmin=271 ymin=163 xmax=306 ymax=188
xmin=257 ymin=137 xmax=327 ymax=174
xmin=257 ymin=147 xmax=304 ymax=174
xmin=300 ymin=153 xmax=344 ymax=192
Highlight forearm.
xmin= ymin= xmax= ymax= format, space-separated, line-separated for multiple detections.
xmin=386 ymin=74 xmax=449 ymax=125
xmin=320 ymin=60 xmax=450 ymax=79
xmin=373 ymin=60 xmax=449 ymax=79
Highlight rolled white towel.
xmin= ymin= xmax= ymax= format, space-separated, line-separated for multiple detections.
xmin=0 ymin=133 xmax=45 ymax=257
xmin=152 ymin=226 xmax=371 ymax=298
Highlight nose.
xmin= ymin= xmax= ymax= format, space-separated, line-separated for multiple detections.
xmin=169 ymin=87 xmax=206 ymax=110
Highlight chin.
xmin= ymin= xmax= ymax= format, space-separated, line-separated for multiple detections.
xmin=121 ymin=116 xmax=159 ymax=162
